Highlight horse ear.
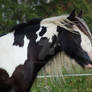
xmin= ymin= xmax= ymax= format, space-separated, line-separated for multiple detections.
xmin=68 ymin=9 xmax=76 ymax=21
xmin=77 ymin=10 xmax=83 ymax=18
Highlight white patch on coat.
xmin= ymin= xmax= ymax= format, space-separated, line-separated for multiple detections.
xmin=73 ymin=25 xmax=92 ymax=56
xmin=36 ymin=15 xmax=71 ymax=42
xmin=36 ymin=24 xmax=58 ymax=42
xmin=0 ymin=32 xmax=29 ymax=77
xmin=36 ymin=27 xmax=42 ymax=42
xmin=42 ymin=24 xmax=58 ymax=42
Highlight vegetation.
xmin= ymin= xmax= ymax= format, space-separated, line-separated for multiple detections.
xmin=31 ymin=76 xmax=92 ymax=92
xmin=0 ymin=0 xmax=92 ymax=92
xmin=0 ymin=0 xmax=92 ymax=33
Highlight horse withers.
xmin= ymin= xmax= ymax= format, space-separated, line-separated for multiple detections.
xmin=0 ymin=10 xmax=92 ymax=92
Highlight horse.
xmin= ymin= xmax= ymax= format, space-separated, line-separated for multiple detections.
xmin=0 ymin=9 xmax=92 ymax=92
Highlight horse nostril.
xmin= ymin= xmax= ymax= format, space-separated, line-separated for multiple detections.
xmin=85 ymin=64 xmax=92 ymax=69
xmin=88 ymin=51 xmax=92 ymax=60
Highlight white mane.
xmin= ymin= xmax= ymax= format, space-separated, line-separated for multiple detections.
xmin=41 ymin=15 xmax=70 ymax=29
xmin=36 ymin=14 xmax=74 ymax=42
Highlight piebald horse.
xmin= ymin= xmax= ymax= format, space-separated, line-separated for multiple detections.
xmin=0 ymin=10 xmax=92 ymax=92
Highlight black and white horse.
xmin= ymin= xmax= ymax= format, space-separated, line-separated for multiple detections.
xmin=0 ymin=10 xmax=92 ymax=92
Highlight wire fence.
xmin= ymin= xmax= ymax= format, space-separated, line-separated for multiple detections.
xmin=37 ymin=73 xmax=92 ymax=78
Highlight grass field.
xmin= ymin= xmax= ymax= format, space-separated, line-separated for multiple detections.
xmin=31 ymin=76 xmax=92 ymax=92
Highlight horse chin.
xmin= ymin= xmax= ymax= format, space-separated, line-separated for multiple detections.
xmin=86 ymin=51 xmax=92 ymax=68
xmin=88 ymin=51 xmax=92 ymax=60
xmin=84 ymin=51 xmax=92 ymax=68
xmin=85 ymin=64 xmax=92 ymax=69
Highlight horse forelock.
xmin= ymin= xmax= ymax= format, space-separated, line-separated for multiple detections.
xmin=74 ymin=17 xmax=92 ymax=42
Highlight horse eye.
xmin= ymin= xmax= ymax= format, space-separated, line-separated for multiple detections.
xmin=69 ymin=23 xmax=74 ymax=26
xmin=73 ymin=31 xmax=80 ymax=35
xmin=74 ymin=21 xmax=80 ymax=25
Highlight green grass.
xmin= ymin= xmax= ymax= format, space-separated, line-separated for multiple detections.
xmin=30 ymin=58 xmax=92 ymax=92
xmin=31 ymin=76 xmax=92 ymax=92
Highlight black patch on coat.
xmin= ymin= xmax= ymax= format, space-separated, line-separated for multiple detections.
xmin=51 ymin=35 xmax=57 ymax=47
xmin=0 ymin=33 xmax=7 ymax=37
xmin=38 ymin=35 xmax=57 ymax=60
xmin=57 ymin=26 xmax=65 ymax=32
xmin=38 ymin=38 xmax=52 ymax=60
xmin=25 ymin=24 xmax=40 ymax=40
xmin=0 ymin=69 xmax=10 ymax=92
xmin=12 ymin=18 xmax=42 ymax=47
xmin=12 ymin=23 xmax=29 ymax=47
xmin=27 ymin=18 xmax=42 ymax=25
xmin=39 ymin=27 xmax=47 ymax=36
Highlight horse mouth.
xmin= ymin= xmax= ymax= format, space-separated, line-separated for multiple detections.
xmin=85 ymin=64 xmax=92 ymax=69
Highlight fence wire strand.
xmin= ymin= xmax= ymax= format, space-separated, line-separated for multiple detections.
xmin=37 ymin=73 xmax=92 ymax=78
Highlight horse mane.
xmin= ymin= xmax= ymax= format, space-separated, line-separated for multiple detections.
xmin=12 ymin=18 xmax=42 ymax=47
xmin=11 ymin=18 xmax=42 ymax=32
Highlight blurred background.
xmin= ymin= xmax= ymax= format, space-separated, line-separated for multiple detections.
xmin=0 ymin=0 xmax=92 ymax=33
xmin=0 ymin=0 xmax=92 ymax=92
